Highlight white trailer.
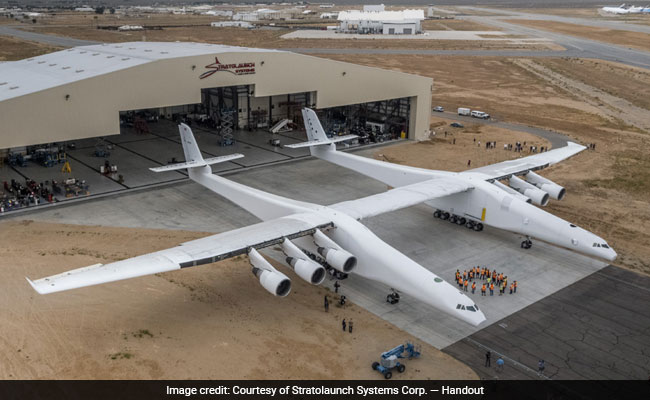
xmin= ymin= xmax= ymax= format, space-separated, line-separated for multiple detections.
xmin=457 ymin=107 xmax=470 ymax=116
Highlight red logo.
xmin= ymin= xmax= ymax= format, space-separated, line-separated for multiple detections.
xmin=199 ymin=57 xmax=256 ymax=79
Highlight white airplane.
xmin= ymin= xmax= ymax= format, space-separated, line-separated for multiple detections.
xmin=27 ymin=123 xmax=486 ymax=326
xmin=601 ymin=4 xmax=645 ymax=14
xmin=288 ymin=108 xmax=617 ymax=262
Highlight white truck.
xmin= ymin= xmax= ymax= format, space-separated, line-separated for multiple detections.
xmin=470 ymin=110 xmax=490 ymax=119
xmin=457 ymin=107 xmax=471 ymax=116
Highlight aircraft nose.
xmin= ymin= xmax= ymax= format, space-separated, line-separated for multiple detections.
xmin=605 ymin=248 xmax=617 ymax=262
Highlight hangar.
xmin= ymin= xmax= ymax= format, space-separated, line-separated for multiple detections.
xmin=0 ymin=41 xmax=432 ymax=151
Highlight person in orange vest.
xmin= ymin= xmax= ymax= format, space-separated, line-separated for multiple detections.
xmin=490 ymin=283 xmax=494 ymax=296
xmin=514 ymin=281 xmax=518 ymax=293
xmin=503 ymin=276 xmax=508 ymax=288
xmin=481 ymin=283 xmax=487 ymax=296
xmin=471 ymin=281 xmax=476 ymax=294
xmin=510 ymin=283 xmax=514 ymax=294
xmin=455 ymin=270 xmax=460 ymax=283
xmin=463 ymin=271 xmax=467 ymax=280
xmin=464 ymin=280 xmax=469 ymax=292
xmin=492 ymin=270 xmax=497 ymax=281
xmin=459 ymin=278 xmax=464 ymax=289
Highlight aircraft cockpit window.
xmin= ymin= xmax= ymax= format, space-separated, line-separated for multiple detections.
xmin=593 ymin=243 xmax=600 ymax=247
xmin=570 ymin=224 xmax=577 ymax=228
xmin=461 ymin=305 xmax=466 ymax=310
xmin=456 ymin=304 xmax=462 ymax=309
xmin=602 ymin=244 xmax=610 ymax=249
xmin=466 ymin=306 xmax=476 ymax=312
xmin=474 ymin=304 xmax=480 ymax=311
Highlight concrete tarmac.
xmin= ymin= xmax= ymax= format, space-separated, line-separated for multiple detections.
xmin=443 ymin=265 xmax=650 ymax=380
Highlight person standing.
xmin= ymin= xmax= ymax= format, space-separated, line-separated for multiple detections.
xmin=538 ymin=360 xmax=545 ymax=376
xmin=514 ymin=281 xmax=518 ymax=293
xmin=334 ymin=280 xmax=340 ymax=294
xmin=490 ymin=283 xmax=494 ymax=296
xmin=464 ymin=280 xmax=469 ymax=292
xmin=485 ymin=351 xmax=491 ymax=367
xmin=481 ymin=283 xmax=486 ymax=296
xmin=324 ymin=295 xmax=329 ymax=312
xmin=471 ymin=282 xmax=476 ymax=294
xmin=348 ymin=320 xmax=354 ymax=334
xmin=342 ymin=319 xmax=346 ymax=332
xmin=496 ymin=357 xmax=504 ymax=371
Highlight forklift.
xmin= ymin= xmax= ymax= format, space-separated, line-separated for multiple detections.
xmin=371 ymin=342 xmax=421 ymax=379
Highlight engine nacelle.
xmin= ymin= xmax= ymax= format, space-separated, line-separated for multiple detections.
xmin=525 ymin=171 xmax=566 ymax=200
xmin=493 ymin=180 xmax=532 ymax=204
xmin=286 ymin=257 xmax=326 ymax=285
xmin=248 ymin=248 xmax=291 ymax=297
xmin=312 ymin=229 xmax=357 ymax=273
xmin=508 ymin=175 xmax=549 ymax=206
xmin=281 ymin=239 xmax=326 ymax=285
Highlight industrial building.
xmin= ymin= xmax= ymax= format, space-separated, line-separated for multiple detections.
xmin=338 ymin=6 xmax=425 ymax=35
xmin=0 ymin=42 xmax=432 ymax=150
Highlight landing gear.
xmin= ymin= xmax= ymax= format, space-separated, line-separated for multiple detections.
xmin=433 ymin=210 xmax=442 ymax=218
xmin=456 ymin=217 xmax=466 ymax=226
xmin=521 ymin=237 xmax=532 ymax=249
xmin=387 ymin=291 xmax=400 ymax=305
xmin=441 ymin=212 xmax=450 ymax=220
xmin=473 ymin=223 xmax=484 ymax=232
xmin=465 ymin=221 xmax=475 ymax=229
xmin=449 ymin=215 xmax=457 ymax=224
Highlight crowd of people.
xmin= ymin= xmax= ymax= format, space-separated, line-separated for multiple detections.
xmin=455 ymin=267 xmax=518 ymax=296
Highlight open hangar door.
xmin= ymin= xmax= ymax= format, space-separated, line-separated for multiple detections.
xmin=317 ymin=97 xmax=411 ymax=144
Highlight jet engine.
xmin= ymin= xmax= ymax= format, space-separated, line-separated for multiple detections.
xmin=281 ymin=239 xmax=326 ymax=285
xmin=493 ymin=181 xmax=532 ymax=203
xmin=312 ymin=229 xmax=357 ymax=273
xmin=508 ymin=175 xmax=549 ymax=206
xmin=248 ymin=248 xmax=291 ymax=297
xmin=525 ymin=171 xmax=566 ymax=200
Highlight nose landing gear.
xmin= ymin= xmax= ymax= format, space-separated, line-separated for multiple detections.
xmin=521 ymin=237 xmax=533 ymax=249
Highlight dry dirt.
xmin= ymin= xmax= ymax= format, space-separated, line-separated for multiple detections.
xmin=0 ymin=36 xmax=62 ymax=61
xmin=507 ymin=19 xmax=650 ymax=52
xmin=0 ymin=220 xmax=478 ymax=380
xmin=315 ymin=53 xmax=650 ymax=275
xmin=17 ymin=24 xmax=556 ymax=51
xmin=380 ymin=117 xmax=550 ymax=172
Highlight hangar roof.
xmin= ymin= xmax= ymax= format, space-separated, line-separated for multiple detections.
xmin=337 ymin=10 xmax=424 ymax=22
xmin=0 ymin=42 xmax=279 ymax=102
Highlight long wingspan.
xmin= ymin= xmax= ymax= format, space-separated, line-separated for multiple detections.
xmin=331 ymin=177 xmax=472 ymax=220
xmin=465 ymin=142 xmax=587 ymax=180
xmin=27 ymin=213 xmax=333 ymax=294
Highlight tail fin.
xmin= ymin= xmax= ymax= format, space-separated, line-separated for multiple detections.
xmin=149 ymin=123 xmax=244 ymax=173
xmin=285 ymin=108 xmax=357 ymax=150
xmin=179 ymin=123 xmax=204 ymax=163
xmin=302 ymin=108 xmax=329 ymax=142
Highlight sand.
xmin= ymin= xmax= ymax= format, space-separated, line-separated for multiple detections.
xmin=0 ymin=220 xmax=478 ymax=380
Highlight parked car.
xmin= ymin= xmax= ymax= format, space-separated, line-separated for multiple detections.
xmin=433 ymin=106 xmax=444 ymax=112
xmin=450 ymin=122 xmax=464 ymax=128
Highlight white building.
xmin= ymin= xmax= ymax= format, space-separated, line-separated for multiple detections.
xmin=338 ymin=9 xmax=425 ymax=35
xmin=363 ymin=4 xmax=385 ymax=12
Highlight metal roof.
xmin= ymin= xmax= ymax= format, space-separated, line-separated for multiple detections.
xmin=337 ymin=9 xmax=424 ymax=22
xmin=0 ymin=42 xmax=280 ymax=102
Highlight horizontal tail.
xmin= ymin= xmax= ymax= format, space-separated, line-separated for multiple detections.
xmin=150 ymin=123 xmax=244 ymax=172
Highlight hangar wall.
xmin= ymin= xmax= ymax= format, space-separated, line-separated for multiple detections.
xmin=0 ymin=48 xmax=432 ymax=149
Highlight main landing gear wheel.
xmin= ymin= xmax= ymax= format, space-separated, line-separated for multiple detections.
xmin=473 ymin=223 xmax=484 ymax=232
xmin=449 ymin=215 xmax=457 ymax=224
xmin=442 ymin=212 xmax=450 ymax=220
xmin=457 ymin=217 xmax=466 ymax=225
xmin=433 ymin=210 xmax=442 ymax=218
xmin=465 ymin=221 xmax=475 ymax=229
xmin=521 ymin=239 xmax=532 ymax=249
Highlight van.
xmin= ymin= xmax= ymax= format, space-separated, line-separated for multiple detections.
xmin=458 ymin=107 xmax=470 ymax=116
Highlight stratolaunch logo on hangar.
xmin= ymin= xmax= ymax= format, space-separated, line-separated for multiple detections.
xmin=199 ymin=57 xmax=256 ymax=79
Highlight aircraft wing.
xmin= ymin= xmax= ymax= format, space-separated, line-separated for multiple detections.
xmin=331 ymin=177 xmax=472 ymax=220
xmin=27 ymin=214 xmax=333 ymax=294
xmin=465 ymin=141 xmax=587 ymax=180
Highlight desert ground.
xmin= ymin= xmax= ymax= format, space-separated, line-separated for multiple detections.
xmin=508 ymin=19 xmax=650 ymax=52
xmin=0 ymin=36 xmax=61 ymax=61
xmin=0 ymin=220 xmax=477 ymax=380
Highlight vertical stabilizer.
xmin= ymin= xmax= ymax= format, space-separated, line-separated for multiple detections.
xmin=179 ymin=123 xmax=205 ymax=163
xmin=301 ymin=108 xmax=329 ymax=142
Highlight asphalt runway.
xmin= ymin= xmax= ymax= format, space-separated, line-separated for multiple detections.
xmin=443 ymin=265 xmax=650 ymax=380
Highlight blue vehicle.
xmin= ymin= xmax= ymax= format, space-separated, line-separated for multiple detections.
xmin=372 ymin=342 xmax=421 ymax=379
